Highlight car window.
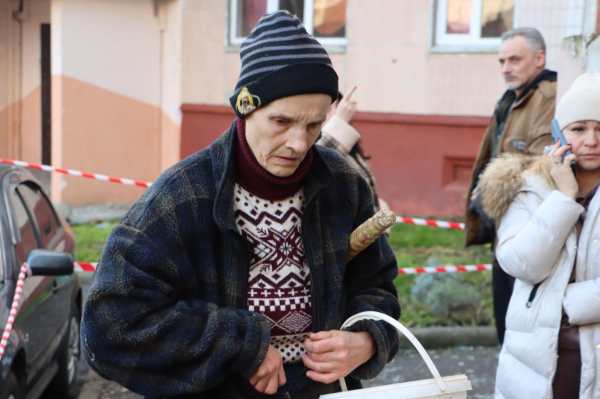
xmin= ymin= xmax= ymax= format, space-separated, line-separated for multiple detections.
xmin=17 ymin=183 xmax=60 ymax=248
xmin=10 ymin=189 xmax=39 ymax=265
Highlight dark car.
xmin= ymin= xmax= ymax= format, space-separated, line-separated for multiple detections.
xmin=0 ymin=164 xmax=82 ymax=399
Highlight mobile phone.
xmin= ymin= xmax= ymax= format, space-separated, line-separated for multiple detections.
xmin=551 ymin=119 xmax=577 ymax=175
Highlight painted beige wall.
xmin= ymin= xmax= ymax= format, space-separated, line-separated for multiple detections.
xmin=158 ymin=0 xmax=182 ymax=169
xmin=0 ymin=0 xmax=22 ymax=160
xmin=181 ymin=0 xmax=591 ymax=117
xmin=180 ymin=0 xmax=505 ymax=116
xmin=50 ymin=0 xmax=182 ymax=206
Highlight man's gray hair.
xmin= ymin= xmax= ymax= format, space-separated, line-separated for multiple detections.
xmin=501 ymin=27 xmax=546 ymax=54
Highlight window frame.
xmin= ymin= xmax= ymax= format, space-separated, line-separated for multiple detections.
xmin=228 ymin=0 xmax=347 ymax=47
xmin=432 ymin=0 xmax=519 ymax=53
xmin=16 ymin=182 xmax=62 ymax=249
xmin=8 ymin=184 xmax=42 ymax=267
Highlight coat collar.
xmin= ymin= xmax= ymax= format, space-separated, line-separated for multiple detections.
xmin=478 ymin=153 xmax=549 ymax=219
xmin=211 ymin=119 xmax=333 ymax=233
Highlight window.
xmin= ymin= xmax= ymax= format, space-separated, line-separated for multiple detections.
xmin=10 ymin=189 xmax=38 ymax=265
xmin=230 ymin=0 xmax=347 ymax=47
xmin=435 ymin=0 xmax=516 ymax=50
xmin=17 ymin=184 xmax=60 ymax=248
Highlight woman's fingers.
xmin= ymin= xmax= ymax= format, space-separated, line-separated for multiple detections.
xmin=253 ymin=374 xmax=269 ymax=393
xmin=547 ymin=139 xmax=562 ymax=157
xmin=344 ymin=85 xmax=357 ymax=101
xmin=249 ymin=345 xmax=285 ymax=393
xmin=264 ymin=372 xmax=280 ymax=395
xmin=563 ymin=153 xmax=577 ymax=165
xmin=302 ymin=353 xmax=332 ymax=373
xmin=306 ymin=370 xmax=338 ymax=384
xmin=553 ymin=143 xmax=573 ymax=159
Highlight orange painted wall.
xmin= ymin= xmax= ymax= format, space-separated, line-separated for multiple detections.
xmin=53 ymin=75 xmax=179 ymax=206
xmin=0 ymin=85 xmax=44 ymax=163
xmin=180 ymin=104 xmax=489 ymax=218
xmin=20 ymin=86 xmax=42 ymax=163
xmin=0 ymin=99 xmax=21 ymax=159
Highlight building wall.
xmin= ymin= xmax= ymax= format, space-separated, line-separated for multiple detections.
xmin=2 ymin=0 xmax=597 ymax=213
xmin=179 ymin=0 xmax=505 ymax=116
xmin=520 ymin=0 xmax=596 ymax=70
xmin=181 ymin=104 xmax=489 ymax=216
xmin=20 ymin=0 xmax=51 ymax=165
xmin=49 ymin=0 xmax=181 ymax=206
xmin=179 ymin=0 xmax=596 ymax=217
xmin=0 ymin=0 xmax=22 ymax=160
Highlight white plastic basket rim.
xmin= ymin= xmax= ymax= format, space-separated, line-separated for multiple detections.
xmin=339 ymin=311 xmax=446 ymax=392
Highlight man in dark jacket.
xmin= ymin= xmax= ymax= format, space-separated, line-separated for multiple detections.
xmin=465 ymin=27 xmax=555 ymax=344
xmin=81 ymin=10 xmax=399 ymax=399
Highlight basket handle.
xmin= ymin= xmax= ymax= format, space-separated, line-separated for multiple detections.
xmin=338 ymin=311 xmax=447 ymax=392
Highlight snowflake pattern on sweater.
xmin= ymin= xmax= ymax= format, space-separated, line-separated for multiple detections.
xmin=234 ymin=184 xmax=312 ymax=364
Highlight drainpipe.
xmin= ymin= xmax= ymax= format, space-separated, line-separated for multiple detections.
xmin=11 ymin=0 xmax=25 ymax=160
xmin=155 ymin=0 xmax=166 ymax=175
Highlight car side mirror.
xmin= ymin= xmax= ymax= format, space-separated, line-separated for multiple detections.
xmin=26 ymin=249 xmax=74 ymax=276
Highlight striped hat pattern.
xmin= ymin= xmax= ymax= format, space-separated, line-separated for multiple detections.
xmin=230 ymin=10 xmax=338 ymax=118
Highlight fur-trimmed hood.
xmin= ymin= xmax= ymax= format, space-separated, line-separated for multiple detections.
xmin=477 ymin=153 xmax=556 ymax=219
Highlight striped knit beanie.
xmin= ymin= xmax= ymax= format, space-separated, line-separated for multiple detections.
xmin=230 ymin=10 xmax=338 ymax=118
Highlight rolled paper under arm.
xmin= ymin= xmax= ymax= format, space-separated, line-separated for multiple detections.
xmin=347 ymin=209 xmax=396 ymax=262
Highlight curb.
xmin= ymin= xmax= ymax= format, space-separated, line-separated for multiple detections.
xmin=399 ymin=326 xmax=499 ymax=349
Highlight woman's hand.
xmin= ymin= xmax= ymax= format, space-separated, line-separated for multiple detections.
xmin=249 ymin=345 xmax=286 ymax=394
xmin=302 ymin=330 xmax=375 ymax=384
xmin=548 ymin=140 xmax=578 ymax=199
xmin=336 ymin=86 xmax=358 ymax=123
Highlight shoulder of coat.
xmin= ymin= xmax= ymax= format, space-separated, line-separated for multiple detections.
xmin=536 ymin=80 xmax=557 ymax=100
xmin=478 ymin=153 xmax=541 ymax=219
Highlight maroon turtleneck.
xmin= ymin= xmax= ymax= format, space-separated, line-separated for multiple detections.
xmin=235 ymin=118 xmax=313 ymax=201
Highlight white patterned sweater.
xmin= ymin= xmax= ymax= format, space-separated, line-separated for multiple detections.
xmin=233 ymin=183 xmax=312 ymax=364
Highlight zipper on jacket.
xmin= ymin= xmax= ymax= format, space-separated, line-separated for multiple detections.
xmin=301 ymin=190 xmax=327 ymax=333
xmin=229 ymin=228 xmax=252 ymax=309
xmin=525 ymin=282 xmax=542 ymax=308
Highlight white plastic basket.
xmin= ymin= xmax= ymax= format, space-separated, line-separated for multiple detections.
xmin=321 ymin=312 xmax=472 ymax=399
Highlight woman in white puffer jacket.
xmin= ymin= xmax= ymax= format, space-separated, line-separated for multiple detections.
xmin=478 ymin=73 xmax=600 ymax=399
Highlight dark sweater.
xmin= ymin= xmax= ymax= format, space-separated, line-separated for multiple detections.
xmin=81 ymin=120 xmax=400 ymax=399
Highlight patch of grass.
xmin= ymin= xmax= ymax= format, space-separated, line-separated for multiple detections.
xmin=72 ymin=220 xmax=120 ymax=263
xmin=388 ymin=223 xmax=493 ymax=327
xmin=388 ymin=223 xmax=467 ymax=248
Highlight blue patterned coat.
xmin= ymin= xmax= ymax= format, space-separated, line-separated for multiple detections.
xmin=81 ymin=121 xmax=400 ymax=398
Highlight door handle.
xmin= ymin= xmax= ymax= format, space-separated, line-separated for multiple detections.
xmin=52 ymin=280 xmax=59 ymax=294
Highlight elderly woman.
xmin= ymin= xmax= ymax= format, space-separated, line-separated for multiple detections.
xmin=478 ymin=73 xmax=600 ymax=398
xmin=81 ymin=11 xmax=399 ymax=399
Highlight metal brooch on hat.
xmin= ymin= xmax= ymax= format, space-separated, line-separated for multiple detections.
xmin=236 ymin=87 xmax=261 ymax=115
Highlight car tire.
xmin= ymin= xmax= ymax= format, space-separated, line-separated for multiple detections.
xmin=43 ymin=307 xmax=81 ymax=399
xmin=1 ymin=371 xmax=23 ymax=399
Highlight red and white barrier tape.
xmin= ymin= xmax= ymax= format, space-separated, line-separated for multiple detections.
xmin=398 ymin=264 xmax=492 ymax=274
xmin=73 ymin=263 xmax=492 ymax=274
xmin=0 ymin=261 xmax=491 ymax=360
xmin=0 ymin=263 xmax=30 ymax=361
xmin=395 ymin=216 xmax=465 ymax=230
xmin=0 ymin=158 xmax=152 ymax=188
xmin=75 ymin=262 xmax=98 ymax=273
xmin=2 ymin=159 xmax=469 ymax=234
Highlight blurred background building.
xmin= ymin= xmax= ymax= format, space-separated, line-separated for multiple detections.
xmin=1 ymin=0 xmax=598 ymax=216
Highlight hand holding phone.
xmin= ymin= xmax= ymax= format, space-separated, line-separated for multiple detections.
xmin=551 ymin=119 xmax=577 ymax=176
